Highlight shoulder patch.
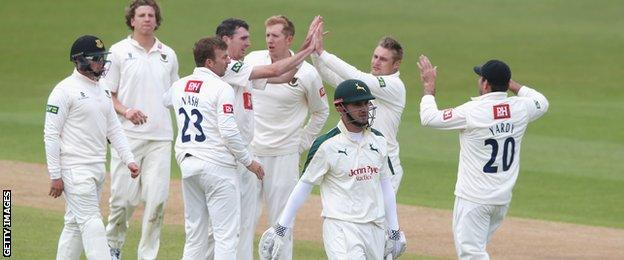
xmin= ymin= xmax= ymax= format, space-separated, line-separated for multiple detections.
xmin=302 ymin=127 xmax=341 ymax=173
xmin=46 ymin=104 xmax=59 ymax=114
xmin=231 ymin=61 xmax=243 ymax=73
xmin=377 ymin=77 xmax=386 ymax=88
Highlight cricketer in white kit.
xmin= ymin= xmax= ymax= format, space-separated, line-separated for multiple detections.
xmin=244 ymin=15 xmax=329 ymax=260
xmin=216 ymin=17 xmax=322 ymax=260
xmin=418 ymin=56 xmax=549 ymax=259
xmin=44 ymin=35 xmax=140 ymax=260
xmin=164 ymin=37 xmax=264 ymax=260
xmin=311 ymin=34 xmax=406 ymax=193
xmin=259 ymin=80 xmax=406 ymax=260
xmin=99 ymin=1 xmax=179 ymax=259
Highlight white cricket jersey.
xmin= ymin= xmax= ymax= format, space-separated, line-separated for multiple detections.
xmin=100 ymin=36 xmax=179 ymax=140
xmin=420 ymin=86 xmax=549 ymax=205
xmin=44 ymin=70 xmax=135 ymax=179
xmin=165 ymin=67 xmax=252 ymax=175
xmin=312 ymin=51 xmax=405 ymax=160
xmin=300 ymin=121 xmax=391 ymax=225
xmin=244 ymin=50 xmax=329 ymax=156
xmin=222 ymin=59 xmax=267 ymax=145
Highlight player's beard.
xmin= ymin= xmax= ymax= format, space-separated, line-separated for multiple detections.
xmin=341 ymin=103 xmax=377 ymax=128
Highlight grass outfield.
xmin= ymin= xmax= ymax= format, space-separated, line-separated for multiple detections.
xmin=0 ymin=0 xmax=621 ymax=244
xmin=11 ymin=206 xmax=427 ymax=259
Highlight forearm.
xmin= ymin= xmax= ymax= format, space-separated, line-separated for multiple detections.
xmin=44 ymin=135 xmax=61 ymax=179
xmin=278 ymin=181 xmax=313 ymax=227
xmin=108 ymin=126 xmax=135 ymax=165
xmin=381 ymin=178 xmax=399 ymax=230
xmin=111 ymin=94 xmax=129 ymax=115
xmin=219 ymin=117 xmax=252 ymax=166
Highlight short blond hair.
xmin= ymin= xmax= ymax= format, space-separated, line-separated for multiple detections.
xmin=378 ymin=37 xmax=403 ymax=61
xmin=265 ymin=15 xmax=295 ymax=37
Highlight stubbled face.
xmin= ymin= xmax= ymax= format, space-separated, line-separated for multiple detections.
xmin=339 ymin=100 xmax=373 ymax=127
xmin=370 ymin=46 xmax=400 ymax=76
xmin=224 ymin=27 xmax=251 ymax=60
xmin=265 ymin=24 xmax=292 ymax=56
xmin=131 ymin=5 xmax=157 ymax=35
xmin=208 ymin=48 xmax=231 ymax=77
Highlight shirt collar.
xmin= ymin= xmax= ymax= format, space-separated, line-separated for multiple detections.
xmin=336 ymin=120 xmax=370 ymax=144
xmin=71 ymin=69 xmax=98 ymax=85
xmin=193 ymin=67 xmax=219 ymax=78
xmin=470 ymin=91 xmax=508 ymax=101
xmin=127 ymin=35 xmax=163 ymax=53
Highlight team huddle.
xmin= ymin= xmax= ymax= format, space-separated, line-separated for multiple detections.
xmin=42 ymin=0 xmax=549 ymax=260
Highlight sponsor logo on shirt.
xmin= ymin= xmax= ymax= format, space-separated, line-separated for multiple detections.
xmin=78 ymin=92 xmax=89 ymax=100
xmin=442 ymin=108 xmax=453 ymax=120
xmin=223 ymin=104 xmax=234 ymax=114
xmin=126 ymin=52 xmax=134 ymax=60
xmin=46 ymin=104 xmax=59 ymax=114
xmin=319 ymin=87 xmax=326 ymax=97
xmin=243 ymin=92 xmax=253 ymax=110
xmin=231 ymin=61 xmax=243 ymax=73
xmin=349 ymin=165 xmax=380 ymax=181
xmin=160 ymin=53 xmax=168 ymax=62
xmin=377 ymin=77 xmax=386 ymax=88
xmin=185 ymin=80 xmax=203 ymax=93
xmin=493 ymin=104 xmax=511 ymax=119
xmin=369 ymin=143 xmax=379 ymax=153
xmin=288 ymin=77 xmax=299 ymax=87
xmin=104 ymin=90 xmax=111 ymax=98
xmin=534 ymin=100 xmax=541 ymax=109
xmin=338 ymin=148 xmax=348 ymax=156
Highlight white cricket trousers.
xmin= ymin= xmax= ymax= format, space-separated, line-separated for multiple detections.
xmin=237 ymin=162 xmax=262 ymax=260
xmin=200 ymin=162 xmax=261 ymax=260
xmin=322 ymin=218 xmax=385 ymax=260
xmin=453 ymin=196 xmax=509 ymax=260
xmin=181 ymin=157 xmax=241 ymax=260
xmin=388 ymin=155 xmax=403 ymax=194
xmin=256 ymin=153 xmax=299 ymax=260
xmin=56 ymin=164 xmax=111 ymax=260
xmin=106 ymin=139 xmax=171 ymax=259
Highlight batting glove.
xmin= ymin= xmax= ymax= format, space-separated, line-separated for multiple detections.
xmin=258 ymin=224 xmax=290 ymax=260
xmin=384 ymin=229 xmax=407 ymax=259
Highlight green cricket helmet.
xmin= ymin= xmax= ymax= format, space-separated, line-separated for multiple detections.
xmin=333 ymin=79 xmax=376 ymax=105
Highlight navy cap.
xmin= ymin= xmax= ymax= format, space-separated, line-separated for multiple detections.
xmin=473 ymin=59 xmax=511 ymax=86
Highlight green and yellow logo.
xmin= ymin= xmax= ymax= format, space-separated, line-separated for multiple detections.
xmin=231 ymin=61 xmax=243 ymax=73
xmin=377 ymin=77 xmax=386 ymax=88
xmin=46 ymin=104 xmax=59 ymax=114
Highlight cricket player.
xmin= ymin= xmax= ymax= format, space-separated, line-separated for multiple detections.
xmin=244 ymin=15 xmax=330 ymax=260
xmin=44 ymin=35 xmax=140 ymax=260
xmin=216 ymin=17 xmax=322 ymax=260
xmin=164 ymin=37 xmax=264 ymax=260
xmin=417 ymin=56 xmax=549 ymax=259
xmin=258 ymin=79 xmax=406 ymax=260
xmin=99 ymin=1 xmax=179 ymax=259
xmin=311 ymin=21 xmax=406 ymax=193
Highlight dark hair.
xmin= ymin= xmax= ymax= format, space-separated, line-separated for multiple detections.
xmin=193 ymin=37 xmax=228 ymax=67
xmin=265 ymin=15 xmax=295 ymax=37
xmin=216 ymin=18 xmax=249 ymax=38
xmin=125 ymin=0 xmax=162 ymax=31
xmin=378 ymin=37 xmax=403 ymax=61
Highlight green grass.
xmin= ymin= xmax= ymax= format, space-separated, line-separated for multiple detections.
xmin=11 ymin=206 xmax=427 ymax=259
xmin=0 ymin=0 xmax=622 ymax=244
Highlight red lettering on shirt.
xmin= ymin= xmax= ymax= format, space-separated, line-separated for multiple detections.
xmin=185 ymin=80 xmax=203 ymax=93
xmin=243 ymin=92 xmax=253 ymax=110
xmin=493 ymin=104 xmax=511 ymax=119
xmin=443 ymin=109 xmax=453 ymax=120
xmin=319 ymin=87 xmax=326 ymax=97
xmin=223 ymin=104 xmax=234 ymax=114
